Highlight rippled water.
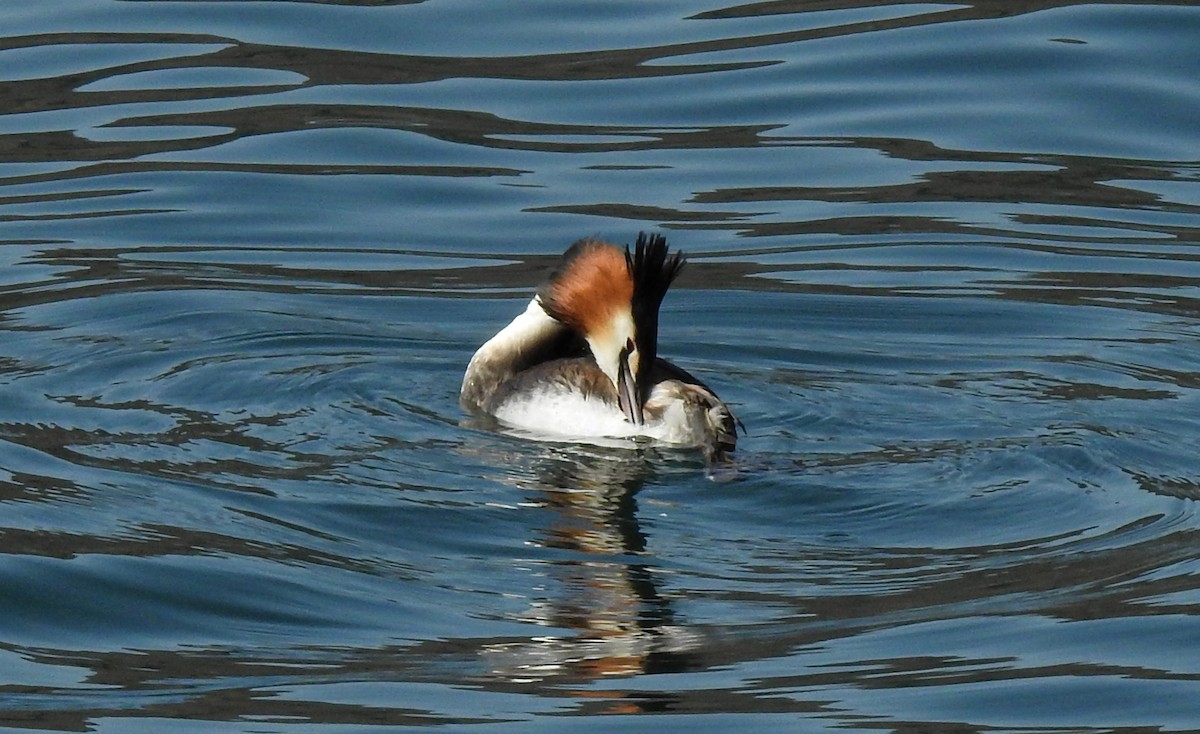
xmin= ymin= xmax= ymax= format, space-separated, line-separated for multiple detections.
xmin=3 ymin=0 xmax=1200 ymax=731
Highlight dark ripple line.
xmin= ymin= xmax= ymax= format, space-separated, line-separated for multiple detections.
xmin=15 ymin=0 xmax=1196 ymax=109
xmin=0 ymin=398 xmax=342 ymax=495
xmin=10 ymin=241 xmax=1200 ymax=322
xmin=691 ymin=168 xmax=1200 ymax=215
xmin=0 ymin=523 xmax=376 ymax=572
xmin=0 ymin=160 xmax=522 ymax=187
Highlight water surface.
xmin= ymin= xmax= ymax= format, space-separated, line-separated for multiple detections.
xmin=2 ymin=0 xmax=1200 ymax=731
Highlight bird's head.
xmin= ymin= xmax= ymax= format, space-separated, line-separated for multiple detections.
xmin=538 ymin=233 xmax=684 ymax=425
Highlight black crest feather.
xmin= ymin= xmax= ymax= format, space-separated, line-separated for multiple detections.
xmin=626 ymin=232 xmax=685 ymax=400
xmin=627 ymin=232 xmax=685 ymax=313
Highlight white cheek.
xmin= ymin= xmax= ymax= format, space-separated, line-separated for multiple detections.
xmin=586 ymin=334 xmax=622 ymax=382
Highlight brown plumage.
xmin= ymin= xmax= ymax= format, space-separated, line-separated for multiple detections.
xmin=538 ymin=239 xmax=633 ymax=338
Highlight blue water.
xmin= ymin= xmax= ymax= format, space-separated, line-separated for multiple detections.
xmin=3 ymin=0 xmax=1200 ymax=731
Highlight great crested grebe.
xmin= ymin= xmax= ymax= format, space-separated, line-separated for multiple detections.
xmin=461 ymin=232 xmax=738 ymax=460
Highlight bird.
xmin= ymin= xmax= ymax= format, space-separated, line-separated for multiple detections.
xmin=461 ymin=232 xmax=738 ymax=461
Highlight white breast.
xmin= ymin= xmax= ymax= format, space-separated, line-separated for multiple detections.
xmin=491 ymin=380 xmax=718 ymax=449
xmin=493 ymin=389 xmax=640 ymax=442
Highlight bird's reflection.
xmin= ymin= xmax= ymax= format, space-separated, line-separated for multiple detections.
xmin=476 ymin=439 xmax=702 ymax=683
